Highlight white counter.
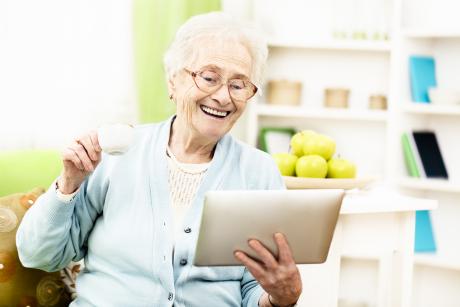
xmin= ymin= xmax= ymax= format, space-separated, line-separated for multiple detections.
xmin=341 ymin=190 xmax=438 ymax=214
xmin=297 ymin=189 xmax=438 ymax=307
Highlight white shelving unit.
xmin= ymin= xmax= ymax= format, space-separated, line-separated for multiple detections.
xmin=401 ymin=103 xmax=460 ymax=116
xmin=268 ymin=39 xmax=392 ymax=53
xmin=254 ymin=104 xmax=388 ymax=122
xmin=225 ymin=0 xmax=460 ymax=305
xmin=414 ymin=254 xmax=460 ymax=271
xmin=395 ymin=3 xmax=460 ymax=305
xmin=397 ymin=177 xmax=460 ymax=194
xmin=403 ymin=29 xmax=460 ymax=38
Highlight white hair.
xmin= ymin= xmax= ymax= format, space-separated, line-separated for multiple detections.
xmin=163 ymin=12 xmax=268 ymax=90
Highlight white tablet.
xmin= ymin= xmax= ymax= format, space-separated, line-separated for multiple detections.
xmin=193 ymin=189 xmax=345 ymax=266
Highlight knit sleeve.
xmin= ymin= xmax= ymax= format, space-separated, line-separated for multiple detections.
xmin=16 ymin=159 xmax=109 ymax=272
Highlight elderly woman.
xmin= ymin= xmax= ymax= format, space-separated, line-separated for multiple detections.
xmin=17 ymin=12 xmax=302 ymax=307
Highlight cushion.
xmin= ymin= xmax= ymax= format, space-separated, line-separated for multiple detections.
xmin=0 ymin=188 xmax=72 ymax=307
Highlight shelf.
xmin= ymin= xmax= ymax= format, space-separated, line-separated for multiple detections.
xmin=397 ymin=177 xmax=460 ymax=194
xmin=402 ymin=103 xmax=460 ymax=116
xmin=342 ymin=190 xmax=437 ymax=214
xmin=254 ymin=104 xmax=388 ymax=122
xmin=341 ymin=251 xmax=384 ymax=261
xmin=267 ymin=38 xmax=392 ymax=52
xmin=403 ymin=29 xmax=460 ymax=39
xmin=414 ymin=254 xmax=460 ymax=271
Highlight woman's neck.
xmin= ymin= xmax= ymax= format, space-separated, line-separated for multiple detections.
xmin=168 ymin=117 xmax=217 ymax=164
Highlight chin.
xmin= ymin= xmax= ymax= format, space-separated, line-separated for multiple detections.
xmin=194 ymin=118 xmax=231 ymax=140
xmin=200 ymin=127 xmax=228 ymax=140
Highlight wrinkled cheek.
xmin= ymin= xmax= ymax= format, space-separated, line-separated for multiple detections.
xmin=177 ymin=89 xmax=198 ymax=126
xmin=231 ymin=109 xmax=243 ymax=124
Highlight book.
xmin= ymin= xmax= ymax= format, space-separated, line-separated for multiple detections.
xmin=412 ymin=131 xmax=448 ymax=179
xmin=408 ymin=131 xmax=426 ymax=178
xmin=401 ymin=133 xmax=437 ymax=252
xmin=409 ymin=56 xmax=437 ymax=103
xmin=415 ymin=210 xmax=437 ymax=252
xmin=401 ymin=133 xmax=421 ymax=178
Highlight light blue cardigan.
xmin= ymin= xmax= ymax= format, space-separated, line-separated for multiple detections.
xmin=17 ymin=117 xmax=285 ymax=307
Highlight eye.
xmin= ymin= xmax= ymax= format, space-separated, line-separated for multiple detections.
xmin=199 ymin=71 xmax=220 ymax=85
xmin=230 ymin=80 xmax=246 ymax=90
xmin=203 ymin=76 xmax=216 ymax=82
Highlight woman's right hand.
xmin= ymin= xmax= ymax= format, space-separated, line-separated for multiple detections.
xmin=57 ymin=131 xmax=102 ymax=194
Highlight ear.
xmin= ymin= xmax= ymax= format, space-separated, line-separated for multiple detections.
xmin=167 ymin=76 xmax=176 ymax=99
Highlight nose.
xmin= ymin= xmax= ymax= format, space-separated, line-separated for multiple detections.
xmin=210 ymin=84 xmax=232 ymax=106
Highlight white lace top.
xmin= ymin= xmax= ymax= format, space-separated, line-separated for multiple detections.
xmin=166 ymin=146 xmax=210 ymax=244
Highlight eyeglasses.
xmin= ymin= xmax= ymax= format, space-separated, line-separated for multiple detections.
xmin=184 ymin=68 xmax=258 ymax=101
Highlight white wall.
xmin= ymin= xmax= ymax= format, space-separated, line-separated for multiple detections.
xmin=0 ymin=0 xmax=137 ymax=151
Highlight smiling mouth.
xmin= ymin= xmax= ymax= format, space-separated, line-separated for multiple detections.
xmin=200 ymin=105 xmax=231 ymax=119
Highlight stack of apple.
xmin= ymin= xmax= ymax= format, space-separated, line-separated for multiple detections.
xmin=272 ymin=130 xmax=356 ymax=178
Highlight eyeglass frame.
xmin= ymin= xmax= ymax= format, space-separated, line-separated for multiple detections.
xmin=184 ymin=68 xmax=258 ymax=101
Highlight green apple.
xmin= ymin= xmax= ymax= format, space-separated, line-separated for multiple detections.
xmin=272 ymin=153 xmax=298 ymax=176
xmin=327 ymin=158 xmax=357 ymax=178
xmin=302 ymin=134 xmax=336 ymax=160
xmin=295 ymin=155 xmax=328 ymax=178
xmin=290 ymin=130 xmax=316 ymax=157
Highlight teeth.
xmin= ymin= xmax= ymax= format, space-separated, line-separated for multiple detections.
xmin=201 ymin=106 xmax=228 ymax=117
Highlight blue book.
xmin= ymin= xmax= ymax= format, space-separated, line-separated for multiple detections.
xmin=414 ymin=210 xmax=437 ymax=252
xmin=409 ymin=56 xmax=437 ymax=103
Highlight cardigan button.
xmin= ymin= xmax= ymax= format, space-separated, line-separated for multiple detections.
xmin=180 ymin=259 xmax=188 ymax=266
xmin=184 ymin=227 xmax=191 ymax=233
xmin=168 ymin=292 xmax=173 ymax=301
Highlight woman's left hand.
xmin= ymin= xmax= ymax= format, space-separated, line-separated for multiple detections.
xmin=234 ymin=233 xmax=302 ymax=307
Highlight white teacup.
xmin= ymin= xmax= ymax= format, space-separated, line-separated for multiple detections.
xmin=97 ymin=124 xmax=134 ymax=155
